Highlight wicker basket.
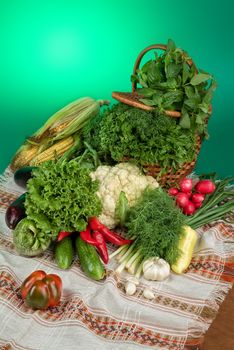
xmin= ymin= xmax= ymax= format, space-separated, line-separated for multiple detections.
xmin=112 ymin=44 xmax=206 ymax=187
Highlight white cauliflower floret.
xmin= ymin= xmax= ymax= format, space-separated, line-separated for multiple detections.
xmin=91 ymin=163 xmax=159 ymax=228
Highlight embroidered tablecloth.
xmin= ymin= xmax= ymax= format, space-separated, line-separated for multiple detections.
xmin=0 ymin=167 xmax=233 ymax=350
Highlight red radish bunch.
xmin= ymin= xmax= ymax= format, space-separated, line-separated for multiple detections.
xmin=168 ymin=178 xmax=216 ymax=216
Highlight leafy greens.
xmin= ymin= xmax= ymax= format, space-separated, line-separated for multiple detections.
xmin=125 ymin=188 xmax=186 ymax=265
xmin=25 ymin=159 xmax=102 ymax=238
xmin=131 ymin=39 xmax=217 ymax=137
xmin=84 ymin=103 xmax=197 ymax=174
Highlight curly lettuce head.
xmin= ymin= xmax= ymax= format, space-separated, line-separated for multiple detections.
xmin=25 ymin=159 xmax=102 ymax=235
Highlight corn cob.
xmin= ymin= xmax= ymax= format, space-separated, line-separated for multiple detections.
xmin=31 ymin=97 xmax=109 ymax=143
xmin=11 ymin=143 xmax=39 ymax=171
xmin=49 ymin=98 xmax=109 ymax=141
xmin=30 ymin=136 xmax=74 ymax=166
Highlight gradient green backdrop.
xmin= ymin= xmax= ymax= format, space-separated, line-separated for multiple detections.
xmin=1 ymin=0 xmax=234 ymax=177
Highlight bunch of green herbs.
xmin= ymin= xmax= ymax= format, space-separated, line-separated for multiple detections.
xmin=131 ymin=39 xmax=217 ymax=137
xmin=125 ymin=188 xmax=186 ymax=265
xmin=84 ymin=103 xmax=197 ymax=174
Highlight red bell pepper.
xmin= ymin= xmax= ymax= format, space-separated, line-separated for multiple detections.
xmin=21 ymin=270 xmax=62 ymax=310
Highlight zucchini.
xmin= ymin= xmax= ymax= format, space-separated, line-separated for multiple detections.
xmin=75 ymin=236 xmax=105 ymax=280
xmin=55 ymin=236 xmax=74 ymax=269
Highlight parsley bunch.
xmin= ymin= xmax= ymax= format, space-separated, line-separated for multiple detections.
xmin=85 ymin=103 xmax=196 ymax=174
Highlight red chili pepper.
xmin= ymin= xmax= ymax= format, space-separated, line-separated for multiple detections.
xmin=92 ymin=230 xmax=109 ymax=264
xmin=57 ymin=231 xmax=72 ymax=242
xmin=89 ymin=217 xmax=133 ymax=246
xmin=21 ymin=270 xmax=62 ymax=310
xmin=80 ymin=226 xmax=99 ymax=246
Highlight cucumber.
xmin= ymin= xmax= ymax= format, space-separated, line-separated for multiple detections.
xmin=55 ymin=236 xmax=74 ymax=269
xmin=75 ymin=236 xmax=105 ymax=280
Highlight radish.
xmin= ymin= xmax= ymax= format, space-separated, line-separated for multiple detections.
xmin=176 ymin=192 xmax=190 ymax=208
xmin=191 ymin=193 xmax=205 ymax=205
xmin=194 ymin=201 xmax=203 ymax=209
xmin=179 ymin=178 xmax=193 ymax=193
xmin=183 ymin=201 xmax=196 ymax=215
xmin=185 ymin=191 xmax=192 ymax=199
xmin=195 ymin=180 xmax=216 ymax=194
xmin=168 ymin=188 xmax=179 ymax=196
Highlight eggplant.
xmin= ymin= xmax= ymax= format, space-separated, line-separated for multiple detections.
xmin=5 ymin=193 xmax=26 ymax=229
xmin=14 ymin=166 xmax=37 ymax=189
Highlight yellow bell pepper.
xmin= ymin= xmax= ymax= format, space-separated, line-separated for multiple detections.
xmin=171 ymin=225 xmax=198 ymax=274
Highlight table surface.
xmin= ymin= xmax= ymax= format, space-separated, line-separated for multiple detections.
xmin=202 ymin=285 xmax=234 ymax=350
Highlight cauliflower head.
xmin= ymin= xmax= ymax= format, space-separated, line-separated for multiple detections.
xmin=90 ymin=163 xmax=159 ymax=228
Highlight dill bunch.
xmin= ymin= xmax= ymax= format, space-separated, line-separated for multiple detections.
xmin=125 ymin=188 xmax=186 ymax=265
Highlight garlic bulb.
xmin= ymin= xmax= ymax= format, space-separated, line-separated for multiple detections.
xmin=124 ymin=277 xmax=139 ymax=296
xmin=143 ymin=257 xmax=170 ymax=281
xmin=143 ymin=287 xmax=155 ymax=300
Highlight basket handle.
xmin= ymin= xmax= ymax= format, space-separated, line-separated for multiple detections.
xmin=131 ymin=44 xmax=194 ymax=92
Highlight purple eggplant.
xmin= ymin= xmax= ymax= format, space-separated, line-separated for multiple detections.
xmin=14 ymin=166 xmax=37 ymax=189
xmin=5 ymin=193 xmax=26 ymax=229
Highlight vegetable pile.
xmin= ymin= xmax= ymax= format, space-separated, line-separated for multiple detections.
xmin=6 ymin=39 xmax=234 ymax=297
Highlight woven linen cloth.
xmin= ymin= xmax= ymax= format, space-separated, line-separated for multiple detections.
xmin=0 ymin=167 xmax=233 ymax=350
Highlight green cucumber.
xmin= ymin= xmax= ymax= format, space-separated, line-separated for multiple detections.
xmin=55 ymin=236 xmax=73 ymax=269
xmin=75 ymin=236 xmax=105 ymax=280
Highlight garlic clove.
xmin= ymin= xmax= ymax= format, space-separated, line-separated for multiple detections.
xmin=125 ymin=281 xmax=137 ymax=296
xmin=143 ymin=287 xmax=155 ymax=300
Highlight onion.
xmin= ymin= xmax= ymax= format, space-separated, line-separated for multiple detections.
xmin=195 ymin=180 xmax=216 ymax=194
xmin=179 ymin=178 xmax=193 ymax=193
xmin=168 ymin=188 xmax=179 ymax=196
xmin=183 ymin=201 xmax=196 ymax=215
xmin=176 ymin=192 xmax=190 ymax=208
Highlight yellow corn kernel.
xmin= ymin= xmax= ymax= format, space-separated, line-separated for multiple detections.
xmin=30 ymin=136 xmax=74 ymax=165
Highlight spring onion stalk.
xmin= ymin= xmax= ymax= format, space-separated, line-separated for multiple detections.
xmin=127 ymin=254 xmax=143 ymax=275
xmin=114 ymin=243 xmax=144 ymax=278
xmin=125 ymin=250 xmax=142 ymax=269
xmin=116 ymin=248 xmax=130 ymax=262
xmin=135 ymin=261 xmax=144 ymax=279
xmin=118 ymin=241 xmax=137 ymax=263
xmin=109 ymin=244 xmax=129 ymax=260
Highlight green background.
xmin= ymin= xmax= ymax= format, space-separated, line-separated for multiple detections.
xmin=0 ymin=0 xmax=233 ymax=177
